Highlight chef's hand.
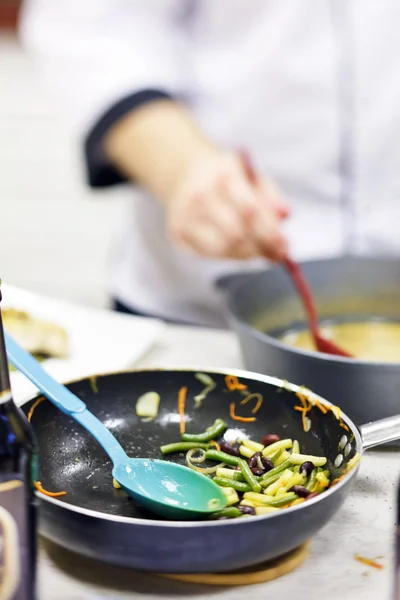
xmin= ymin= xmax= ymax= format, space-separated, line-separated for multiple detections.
xmin=105 ymin=100 xmax=289 ymax=260
xmin=167 ymin=149 xmax=290 ymax=261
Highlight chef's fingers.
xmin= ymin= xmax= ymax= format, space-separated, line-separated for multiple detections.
xmin=257 ymin=177 xmax=291 ymax=219
xmin=216 ymin=173 xmax=258 ymax=220
xmin=248 ymin=204 xmax=289 ymax=261
xmin=217 ymin=172 xmax=289 ymax=260
xmin=180 ymin=220 xmax=259 ymax=259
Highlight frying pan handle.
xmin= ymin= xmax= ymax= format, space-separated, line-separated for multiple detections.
xmin=360 ymin=414 xmax=400 ymax=449
xmin=4 ymin=332 xmax=86 ymax=414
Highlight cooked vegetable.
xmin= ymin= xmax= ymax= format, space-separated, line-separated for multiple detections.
xmin=229 ymin=402 xmax=256 ymax=423
xmin=27 ymin=397 xmax=46 ymax=422
xmin=300 ymin=461 xmax=314 ymax=476
xmin=306 ymin=470 xmax=317 ymax=491
xmin=216 ymin=467 xmax=245 ymax=481
xmin=193 ymin=373 xmax=216 ymax=408
xmin=240 ymin=392 xmax=263 ymax=414
xmin=112 ymin=478 xmax=121 ymax=489
xmin=213 ymin=477 xmax=251 ymax=492
xmin=225 ymin=375 xmax=248 ymax=392
xmin=89 ymin=376 xmax=99 ymax=394
xmin=238 ymin=505 xmax=256 ymax=515
xmin=261 ymin=434 xmax=281 ymax=447
xmin=221 ymin=487 xmax=240 ymax=506
xmin=219 ymin=441 xmax=240 ymax=457
xmin=267 ymin=493 xmax=298 ymax=507
xmin=289 ymin=485 xmax=311 ymax=498
xmin=34 ymin=481 xmax=66 ymax=498
xmin=241 ymin=438 xmax=264 ymax=453
xmin=182 ymin=418 xmax=227 ymax=443
xmin=239 ymin=460 xmax=262 ymax=492
xmin=262 ymin=439 xmax=293 ymax=457
xmin=205 ymin=449 xmax=241 ymax=467
xmin=255 ymin=506 xmax=280 ymax=515
xmin=160 ymin=442 xmax=211 ymax=454
xmin=260 ymin=459 xmax=292 ymax=485
xmin=185 ymin=448 xmax=224 ymax=473
xmin=178 ymin=386 xmax=187 ymax=435
xmin=135 ymin=391 xmax=160 ymax=419
xmin=210 ymin=507 xmax=243 ymax=519
xmin=239 ymin=445 xmax=254 ymax=459
xmin=289 ymin=453 xmax=327 ymax=467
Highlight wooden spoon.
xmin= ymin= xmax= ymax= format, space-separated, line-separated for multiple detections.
xmin=239 ymin=150 xmax=352 ymax=358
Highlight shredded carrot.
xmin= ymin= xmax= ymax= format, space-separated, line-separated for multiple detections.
xmin=210 ymin=440 xmax=221 ymax=451
xmin=296 ymin=387 xmax=311 ymax=410
xmin=240 ymin=392 xmax=263 ymax=414
xmin=34 ymin=481 xmax=67 ymax=498
xmin=229 ymin=402 xmax=256 ymax=423
xmin=27 ymin=397 xmax=46 ymax=422
xmin=340 ymin=422 xmax=350 ymax=431
xmin=331 ymin=474 xmax=346 ymax=486
xmin=354 ymin=555 xmax=384 ymax=570
xmin=315 ymin=401 xmax=328 ymax=414
xmin=225 ymin=375 xmax=248 ymax=392
xmin=294 ymin=405 xmax=305 ymax=412
xmin=178 ymin=386 xmax=187 ymax=434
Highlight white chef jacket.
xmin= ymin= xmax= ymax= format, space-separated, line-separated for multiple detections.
xmin=19 ymin=0 xmax=400 ymax=327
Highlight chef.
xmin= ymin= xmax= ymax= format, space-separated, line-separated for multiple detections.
xmin=19 ymin=1 xmax=400 ymax=327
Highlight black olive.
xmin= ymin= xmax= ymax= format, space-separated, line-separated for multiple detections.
xmin=251 ymin=467 xmax=264 ymax=476
xmin=220 ymin=441 xmax=240 ymax=457
xmin=289 ymin=485 xmax=311 ymax=498
xmin=300 ymin=461 xmax=314 ymax=476
xmin=248 ymin=451 xmax=261 ymax=469
xmin=261 ymin=457 xmax=274 ymax=472
xmin=239 ymin=505 xmax=256 ymax=515
xmin=262 ymin=434 xmax=281 ymax=446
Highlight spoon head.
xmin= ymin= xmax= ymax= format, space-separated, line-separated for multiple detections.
xmin=112 ymin=459 xmax=227 ymax=520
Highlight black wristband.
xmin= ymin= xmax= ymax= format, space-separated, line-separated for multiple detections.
xmin=84 ymin=89 xmax=173 ymax=188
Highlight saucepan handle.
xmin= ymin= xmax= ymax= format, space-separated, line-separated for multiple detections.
xmin=360 ymin=414 xmax=400 ymax=450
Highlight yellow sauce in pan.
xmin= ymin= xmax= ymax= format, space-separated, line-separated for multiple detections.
xmin=279 ymin=321 xmax=400 ymax=362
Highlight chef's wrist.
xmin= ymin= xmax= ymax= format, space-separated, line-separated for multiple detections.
xmin=104 ymin=99 xmax=218 ymax=203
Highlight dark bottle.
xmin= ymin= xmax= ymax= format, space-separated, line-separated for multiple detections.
xmin=0 ymin=286 xmax=37 ymax=600
xmin=396 ymin=479 xmax=400 ymax=599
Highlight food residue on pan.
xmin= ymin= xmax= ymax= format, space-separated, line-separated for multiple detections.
xmin=354 ymin=555 xmax=384 ymax=570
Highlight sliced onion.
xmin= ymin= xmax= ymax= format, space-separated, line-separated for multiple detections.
xmin=186 ymin=448 xmax=224 ymax=474
xmin=135 ymin=391 xmax=160 ymax=418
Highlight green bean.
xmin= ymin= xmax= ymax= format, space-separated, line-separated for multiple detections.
xmin=270 ymin=448 xmax=283 ymax=465
xmin=213 ymin=477 xmax=251 ymax=492
xmin=160 ymin=442 xmax=211 ymax=454
xmin=306 ymin=469 xmax=317 ymax=491
xmin=266 ymin=493 xmax=298 ymax=507
xmin=209 ymin=507 xmax=242 ymax=519
xmin=260 ymin=458 xmax=292 ymax=482
xmin=216 ymin=467 xmax=245 ymax=481
xmin=260 ymin=471 xmax=283 ymax=488
xmin=181 ymin=418 xmax=227 ymax=443
xmin=239 ymin=460 xmax=262 ymax=492
xmin=206 ymin=449 xmax=241 ymax=467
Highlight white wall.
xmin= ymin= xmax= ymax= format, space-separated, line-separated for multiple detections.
xmin=0 ymin=33 xmax=126 ymax=307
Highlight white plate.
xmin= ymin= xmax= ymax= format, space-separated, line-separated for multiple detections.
xmin=1 ymin=284 xmax=165 ymax=405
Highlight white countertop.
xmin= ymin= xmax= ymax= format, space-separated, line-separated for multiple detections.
xmin=27 ymin=325 xmax=397 ymax=600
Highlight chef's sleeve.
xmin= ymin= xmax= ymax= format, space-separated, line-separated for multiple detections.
xmin=19 ymin=0 xmax=191 ymax=187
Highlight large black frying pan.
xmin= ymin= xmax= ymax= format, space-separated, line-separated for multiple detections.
xmin=22 ymin=367 xmax=400 ymax=573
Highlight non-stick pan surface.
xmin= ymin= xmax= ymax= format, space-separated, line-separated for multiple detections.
xmin=23 ymin=368 xmax=360 ymax=572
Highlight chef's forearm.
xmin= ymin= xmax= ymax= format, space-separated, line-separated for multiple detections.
xmin=104 ymin=101 xmax=217 ymax=203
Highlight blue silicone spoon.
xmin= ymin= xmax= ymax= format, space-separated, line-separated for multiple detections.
xmin=5 ymin=332 xmax=227 ymax=520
